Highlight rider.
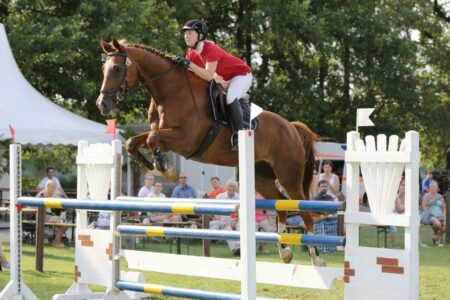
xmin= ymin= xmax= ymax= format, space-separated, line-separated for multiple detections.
xmin=177 ymin=19 xmax=253 ymax=151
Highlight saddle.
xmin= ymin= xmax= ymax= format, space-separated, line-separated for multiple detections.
xmin=208 ymin=80 xmax=256 ymax=131
xmin=188 ymin=81 xmax=257 ymax=160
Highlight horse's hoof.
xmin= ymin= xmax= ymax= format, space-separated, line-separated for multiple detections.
xmin=279 ymin=247 xmax=293 ymax=264
xmin=312 ymin=256 xmax=326 ymax=267
xmin=163 ymin=166 xmax=178 ymax=182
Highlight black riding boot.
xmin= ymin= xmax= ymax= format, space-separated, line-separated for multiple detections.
xmin=228 ymin=99 xmax=244 ymax=151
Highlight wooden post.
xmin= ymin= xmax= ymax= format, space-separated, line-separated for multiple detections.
xmin=202 ymin=215 xmax=211 ymax=257
xmin=35 ymin=207 xmax=45 ymax=272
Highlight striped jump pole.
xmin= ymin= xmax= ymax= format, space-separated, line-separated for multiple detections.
xmin=118 ymin=225 xmax=346 ymax=247
xmin=115 ymin=281 xmax=279 ymax=300
xmin=17 ymin=197 xmax=238 ymax=216
xmin=117 ymin=196 xmax=344 ymax=213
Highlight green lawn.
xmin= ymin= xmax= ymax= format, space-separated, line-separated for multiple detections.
xmin=0 ymin=226 xmax=449 ymax=299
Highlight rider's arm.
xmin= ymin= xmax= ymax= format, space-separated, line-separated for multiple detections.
xmin=188 ymin=61 xmax=218 ymax=81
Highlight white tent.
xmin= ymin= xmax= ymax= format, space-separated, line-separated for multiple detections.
xmin=0 ymin=23 xmax=114 ymax=145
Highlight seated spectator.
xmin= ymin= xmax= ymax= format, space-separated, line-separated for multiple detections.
xmin=172 ymin=172 xmax=198 ymax=199
xmin=36 ymin=180 xmax=68 ymax=248
xmin=255 ymin=191 xmax=276 ymax=254
xmin=172 ymin=172 xmax=199 ymax=221
xmin=37 ymin=167 xmax=67 ymax=198
xmin=211 ymin=179 xmax=240 ymax=255
xmin=421 ymin=180 xmax=446 ymax=246
xmin=142 ymin=182 xmax=182 ymax=224
xmin=208 ymin=177 xmax=226 ymax=199
xmin=0 ymin=243 xmax=10 ymax=271
xmin=138 ymin=173 xmax=154 ymax=197
xmin=390 ymin=180 xmax=406 ymax=248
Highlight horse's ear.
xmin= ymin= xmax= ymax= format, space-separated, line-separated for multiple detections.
xmin=112 ymin=38 xmax=122 ymax=52
xmin=100 ymin=40 xmax=114 ymax=53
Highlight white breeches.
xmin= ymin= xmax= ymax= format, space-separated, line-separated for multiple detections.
xmin=226 ymin=73 xmax=253 ymax=105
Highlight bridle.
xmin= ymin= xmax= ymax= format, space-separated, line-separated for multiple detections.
xmin=100 ymin=48 xmax=201 ymax=118
xmin=100 ymin=50 xmax=179 ymax=103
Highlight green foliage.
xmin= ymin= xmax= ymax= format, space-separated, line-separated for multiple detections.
xmin=22 ymin=146 xmax=76 ymax=189
xmin=4 ymin=0 xmax=182 ymax=123
xmin=2 ymin=0 xmax=449 ymax=168
xmin=0 ymin=135 xmax=11 ymax=177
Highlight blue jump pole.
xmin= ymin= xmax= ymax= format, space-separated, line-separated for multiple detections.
xmin=117 ymin=196 xmax=344 ymax=213
xmin=117 ymin=225 xmax=345 ymax=247
xmin=17 ymin=197 xmax=238 ymax=216
xmin=115 ymin=281 xmax=278 ymax=300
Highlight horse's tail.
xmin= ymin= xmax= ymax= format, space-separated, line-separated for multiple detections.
xmin=291 ymin=121 xmax=321 ymax=199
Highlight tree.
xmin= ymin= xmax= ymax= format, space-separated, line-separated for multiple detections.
xmin=3 ymin=0 xmax=449 ymax=168
xmin=4 ymin=0 xmax=182 ymax=124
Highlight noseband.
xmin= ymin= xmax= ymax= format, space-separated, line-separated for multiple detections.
xmin=100 ymin=50 xmax=180 ymax=103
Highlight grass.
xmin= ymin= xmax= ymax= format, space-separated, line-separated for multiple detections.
xmin=0 ymin=226 xmax=449 ymax=299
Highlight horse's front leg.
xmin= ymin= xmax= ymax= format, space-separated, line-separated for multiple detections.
xmin=125 ymin=131 xmax=155 ymax=171
xmin=146 ymin=128 xmax=185 ymax=181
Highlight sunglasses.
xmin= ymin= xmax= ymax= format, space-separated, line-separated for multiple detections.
xmin=180 ymin=176 xmax=187 ymax=179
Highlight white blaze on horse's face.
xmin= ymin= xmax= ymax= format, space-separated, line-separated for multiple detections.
xmin=97 ymin=55 xmax=128 ymax=115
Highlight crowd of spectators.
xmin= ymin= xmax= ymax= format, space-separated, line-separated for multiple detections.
xmin=13 ymin=163 xmax=445 ymax=258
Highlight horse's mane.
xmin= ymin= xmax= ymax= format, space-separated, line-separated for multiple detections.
xmin=120 ymin=40 xmax=177 ymax=64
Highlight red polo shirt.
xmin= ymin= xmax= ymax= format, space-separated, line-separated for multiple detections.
xmin=186 ymin=41 xmax=252 ymax=81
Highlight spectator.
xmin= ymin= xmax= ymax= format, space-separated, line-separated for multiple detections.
xmin=149 ymin=181 xmax=165 ymax=198
xmin=171 ymin=172 xmax=198 ymax=199
xmin=172 ymin=172 xmax=199 ymax=221
xmin=211 ymin=179 xmax=240 ymax=255
xmin=37 ymin=167 xmax=67 ymax=198
xmin=421 ymin=171 xmax=433 ymax=196
xmin=314 ymin=180 xmax=336 ymax=201
xmin=255 ymin=191 xmax=276 ymax=254
xmin=138 ymin=173 xmax=155 ymax=197
xmin=0 ymin=243 xmax=10 ymax=271
xmin=315 ymin=161 xmax=340 ymax=198
xmin=142 ymin=182 xmax=182 ymax=224
xmin=287 ymin=179 xmax=336 ymax=230
xmin=208 ymin=177 xmax=226 ymax=199
xmin=421 ymin=180 xmax=446 ymax=246
xmin=36 ymin=180 xmax=68 ymax=248
xmin=390 ymin=180 xmax=406 ymax=248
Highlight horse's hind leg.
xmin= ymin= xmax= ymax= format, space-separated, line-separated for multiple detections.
xmin=255 ymin=162 xmax=293 ymax=263
xmin=273 ymin=163 xmax=325 ymax=266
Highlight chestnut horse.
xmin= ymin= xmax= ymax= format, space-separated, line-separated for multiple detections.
xmin=97 ymin=39 xmax=323 ymax=265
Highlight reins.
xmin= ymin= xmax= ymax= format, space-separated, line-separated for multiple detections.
xmin=101 ymin=49 xmax=202 ymax=119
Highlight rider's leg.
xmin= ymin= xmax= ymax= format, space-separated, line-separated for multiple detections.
xmin=226 ymin=73 xmax=252 ymax=150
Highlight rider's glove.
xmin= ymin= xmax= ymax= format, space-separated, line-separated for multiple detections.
xmin=176 ymin=57 xmax=191 ymax=69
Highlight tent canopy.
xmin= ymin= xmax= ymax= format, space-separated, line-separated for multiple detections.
xmin=0 ymin=24 xmax=116 ymax=146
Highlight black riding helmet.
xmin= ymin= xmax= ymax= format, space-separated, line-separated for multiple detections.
xmin=181 ymin=19 xmax=208 ymax=41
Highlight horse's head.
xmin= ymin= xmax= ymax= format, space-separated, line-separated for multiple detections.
xmin=97 ymin=39 xmax=138 ymax=115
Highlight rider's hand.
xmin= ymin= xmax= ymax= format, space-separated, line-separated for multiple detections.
xmin=176 ymin=57 xmax=191 ymax=69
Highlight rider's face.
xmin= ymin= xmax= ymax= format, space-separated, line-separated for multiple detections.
xmin=184 ymin=30 xmax=199 ymax=48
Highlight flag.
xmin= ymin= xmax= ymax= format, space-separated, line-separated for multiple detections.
xmin=105 ymin=119 xmax=116 ymax=140
xmin=8 ymin=124 xmax=15 ymax=144
xmin=356 ymin=108 xmax=375 ymax=129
